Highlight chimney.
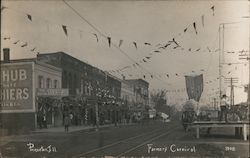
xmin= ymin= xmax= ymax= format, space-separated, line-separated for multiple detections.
xmin=3 ymin=48 xmax=10 ymax=63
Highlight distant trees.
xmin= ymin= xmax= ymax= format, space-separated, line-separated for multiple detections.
xmin=150 ymin=90 xmax=177 ymax=117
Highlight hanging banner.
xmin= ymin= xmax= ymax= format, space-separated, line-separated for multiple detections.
xmin=185 ymin=74 xmax=204 ymax=102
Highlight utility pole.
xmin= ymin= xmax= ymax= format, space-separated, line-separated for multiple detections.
xmin=224 ymin=77 xmax=238 ymax=106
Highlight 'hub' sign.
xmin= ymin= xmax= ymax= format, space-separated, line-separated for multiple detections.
xmin=0 ymin=63 xmax=33 ymax=113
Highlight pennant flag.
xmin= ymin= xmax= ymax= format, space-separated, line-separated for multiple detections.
xmin=3 ymin=37 xmax=10 ymax=40
xmin=211 ymin=5 xmax=215 ymax=16
xmin=13 ymin=40 xmax=20 ymax=44
xmin=185 ymin=74 xmax=204 ymax=102
xmin=144 ymin=42 xmax=151 ymax=46
xmin=188 ymin=48 xmax=192 ymax=52
xmin=184 ymin=27 xmax=188 ymax=33
xmin=143 ymin=75 xmax=146 ymax=79
xmin=93 ymin=33 xmax=98 ymax=42
xmin=62 ymin=25 xmax=68 ymax=36
xmin=201 ymin=15 xmax=204 ymax=27
xmin=196 ymin=48 xmax=200 ymax=52
xmin=173 ymin=45 xmax=180 ymax=49
xmin=21 ymin=42 xmax=28 ymax=47
xmin=193 ymin=22 xmax=198 ymax=34
xmin=136 ymin=63 xmax=139 ymax=66
xmin=175 ymin=73 xmax=178 ymax=76
xmin=107 ymin=37 xmax=111 ymax=47
xmin=27 ymin=14 xmax=32 ymax=21
xmin=166 ymin=74 xmax=169 ymax=78
xmin=207 ymin=47 xmax=211 ymax=52
xmin=133 ymin=42 xmax=137 ymax=49
xmin=145 ymin=56 xmax=151 ymax=59
xmin=31 ymin=47 xmax=36 ymax=51
xmin=154 ymin=50 xmax=161 ymax=53
xmin=119 ymin=40 xmax=123 ymax=47
xmin=151 ymin=75 xmax=153 ymax=78
xmin=1 ymin=6 xmax=7 ymax=12
xmin=143 ymin=59 xmax=147 ymax=62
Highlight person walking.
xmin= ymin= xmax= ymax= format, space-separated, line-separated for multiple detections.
xmin=64 ymin=114 xmax=70 ymax=132
xmin=219 ymin=94 xmax=229 ymax=122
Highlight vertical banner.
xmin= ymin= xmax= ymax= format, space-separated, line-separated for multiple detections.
xmin=185 ymin=74 xmax=204 ymax=102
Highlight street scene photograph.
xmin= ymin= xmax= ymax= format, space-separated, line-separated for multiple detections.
xmin=0 ymin=0 xmax=249 ymax=157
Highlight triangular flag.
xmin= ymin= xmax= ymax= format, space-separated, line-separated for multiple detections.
xmin=207 ymin=47 xmax=211 ymax=52
xmin=3 ymin=37 xmax=10 ymax=40
xmin=21 ymin=42 xmax=28 ymax=47
xmin=145 ymin=56 xmax=151 ymax=59
xmin=62 ymin=25 xmax=68 ymax=36
xmin=1 ymin=6 xmax=7 ymax=12
xmin=31 ymin=47 xmax=36 ymax=51
xmin=13 ymin=40 xmax=20 ymax=44
xmin=143 ymin=59 xmax=147 ymax=62
xmin=196 ymin=48 xmax=200 ymax=51
xmin=119 ymin=40 xmax=123 ymax=47
xmin=143 ymin=75 xmax=146 ymax=79
xmin=184 ymin=28 xmax=188 ymax=33
xmin=144 ymin=42 xmax=151 ymax=46
xmin=193 ymin=22 xmax=198 ymax=34
xmin=107 ymin=37 xmax=111 ymax=47
xmin=133 ymin=42 xmax=137 ymax=49
xmin=151 ymin=75 xmax=153 ymax=78
xmin=27 ymin=14 xmax=32 ymax=21
xmin=188 ymin=48 xmax=192 ymax=51
xmin=201 ymin=15 xmax=204 ymax=27
xmin=93 ymin=33 xmax=98 ymax=42
xmin=211 ymin=5 xmax=215 ymax=16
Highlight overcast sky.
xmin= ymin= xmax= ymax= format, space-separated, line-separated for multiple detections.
xmin=1 ymin=0 xmax=249 ymax=105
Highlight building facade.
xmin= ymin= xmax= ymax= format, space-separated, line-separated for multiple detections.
xmin=0 ymin=50 xmax=67 ymax=134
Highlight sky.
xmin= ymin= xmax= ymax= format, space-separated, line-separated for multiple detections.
xmin=1 ymin=0 xmax=249 ymax=106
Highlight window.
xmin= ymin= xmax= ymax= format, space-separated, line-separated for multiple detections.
xmin=54 ymin=80 xmax=58 ymax=88
xmin=46 ymin=78 xmax=51 ymax=88
xmin=38 ymin=76 xmax=44 ymax=88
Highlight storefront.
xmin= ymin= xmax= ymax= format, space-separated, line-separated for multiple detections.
xmin=0 ymin=59 xmax=64 ymax=134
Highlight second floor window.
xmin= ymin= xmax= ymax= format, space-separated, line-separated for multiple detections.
xmin=54 ymin=80 xmax=58 ymax=88
xmin=38 ymin=76 xmax=44 ymax=88
xmin=46 ymin=78 xmax=51 ymax=88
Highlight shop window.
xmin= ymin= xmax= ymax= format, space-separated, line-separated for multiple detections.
xmin=38 ymin=75 xmax=44 ymax=88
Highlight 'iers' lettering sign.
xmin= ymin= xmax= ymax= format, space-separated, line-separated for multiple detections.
xmin=0 ymin=64 xmax=33 ymax=111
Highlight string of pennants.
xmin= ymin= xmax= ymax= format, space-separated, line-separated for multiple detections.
xmin=2 ymin=36 xmax=40 ymax=55
xmin=2 ymin=5 xmax=216 ymax=68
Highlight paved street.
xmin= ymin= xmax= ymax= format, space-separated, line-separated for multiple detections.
xmin=0 ymin=119 xmax=249 ymax=158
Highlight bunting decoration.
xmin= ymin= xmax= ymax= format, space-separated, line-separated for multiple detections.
xmin=107 ymin=37 xmax=111 ymax=47
xmin=13 ymin=40 xmax=20 ymax=44
xmin=193 ymin=22 xmax=198 ymax=34
xmin=62 ymin=25 xmax=68 ymax=36
xmin=93 ymin=33 xmax=98 ymax=42
xmin=211 ymin=5 xmax=215 ymax=16
xmin=1 ymin=6 xmax=7 ymax=12
xmin=27 ymin=14 xmax=32 ymax=21
xmin=3 ymin=37 xmax=10 ymax=40
xmin=119 ymin=40 xmax=123 ymax=47
xmin=133 ymin=42 xmax=137 ymax=49
xmin=21 ymin=42 xmax=28 ymax=47
xmin=144 ymin=42 xmax=151 ymax=46
xmin=30 ymin=47 xmax=36 ymax=51
xmin=184 ymin=27 xmax=188 ymax=33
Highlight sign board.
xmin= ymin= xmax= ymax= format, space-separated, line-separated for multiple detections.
xmin=36 ymin=88 xmax=69 ymax=97
xmin=0 ymin=63 xmax=34 ymax=112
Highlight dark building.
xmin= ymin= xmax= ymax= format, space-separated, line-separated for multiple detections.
xmin=37 ymin=52 xmax=122 ymax=125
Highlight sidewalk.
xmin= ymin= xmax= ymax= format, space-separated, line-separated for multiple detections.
xmin=32 ymin=124 xmax=117 ymax=133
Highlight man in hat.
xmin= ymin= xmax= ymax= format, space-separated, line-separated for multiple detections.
xmin=219 ymin=94 xmax=229 ymax=122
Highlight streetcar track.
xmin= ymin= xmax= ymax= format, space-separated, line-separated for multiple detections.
xmin=73 ymin=123 xmax=176 ymax=158
xmin=116 ymin=126 xmax=181 ymax=157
